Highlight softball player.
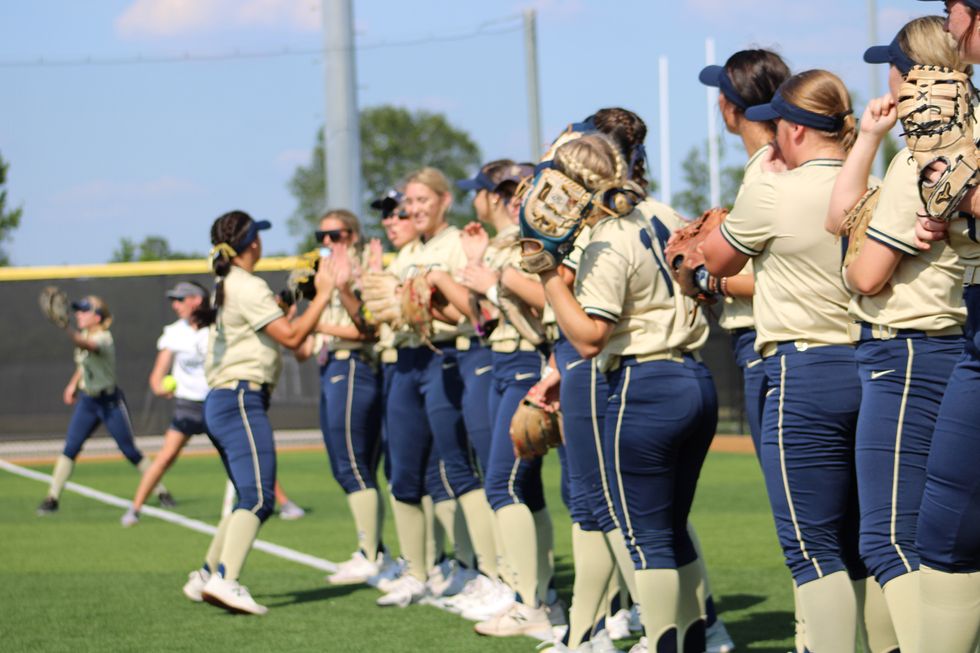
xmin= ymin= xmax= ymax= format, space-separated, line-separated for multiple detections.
xmin=698 ymin=49 xmax=790 ymax=454
xmin=907 ymin=2 xmax=980 ymax=650
xmin=702 ymin=70 xmax=871 ymax=652
xmin=541 ymin=133 xmax=714 ymax=653
xmin=120 ymin=281 xmax=209 ymax=527
xmin=304 ymin=209 xmax=386 ymax=585
xmin=376 ymin=167 xmax=498 ymax=609
xmin=181 ymin=210 xmax=331 ymax=615
xmin=452 ymin=159 xmax=555 ymax=637
xmin=824 ymin=17 xmax=969 ymax=652
xmin=37 ymin=296 xmax=172 ymax=515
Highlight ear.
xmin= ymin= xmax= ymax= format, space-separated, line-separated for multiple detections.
xmin=440 ymin=191 xmax=453 ymax=213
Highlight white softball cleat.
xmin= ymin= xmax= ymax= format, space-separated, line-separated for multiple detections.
xmin=474 ymin=601 xmax=552 ymax=638
xmin=182 ymin=568 xmax=210 ymax=602
xmin=627 ymin=636 xmax=647 ymax=653
xmin=201 ymin=575 xmax=268 ymax=615
xmin=120 ymin=507 xmax=140 ymax=528
xmin=376 ymin=574 xmax=426 ymax=608
xmin=327 ymin=551 xmax=379 ymax=585
xmin=277 ymin=500 xmax=305 ymax=521
xmin=460 ymin=579 xmax=515 ymax=621
xmin=706 ymin=619 xmax=736 ymax=653
xmin=589 ymin=629 xmax=623 ymax=653
xmin=606 ymin=609 xmax=632 ymax=640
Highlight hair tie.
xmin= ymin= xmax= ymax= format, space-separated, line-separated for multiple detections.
xmin=209 ymin=242 xmax=237 ymax=264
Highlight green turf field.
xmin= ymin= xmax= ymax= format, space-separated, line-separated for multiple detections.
xmin=0 ymin=448 xmax=799 ymax=652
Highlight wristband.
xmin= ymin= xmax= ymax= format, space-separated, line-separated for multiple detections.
xmin=485 ymin=283 xmax=501 ymax=307
xmin=542 ymin=365 xmax=555 ymax=378
xmin=719 ymin=276 xmax=729 ymax=297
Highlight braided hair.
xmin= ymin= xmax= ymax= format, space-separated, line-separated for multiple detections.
xmin=592 ymin=108 xmax=648 ymax=188
xmin=553 ymin=134 xmax=638 ymax=216
xmin=201 ymin=210 xmax=254 ymax=325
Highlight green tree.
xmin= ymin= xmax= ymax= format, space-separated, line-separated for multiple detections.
xmin=0 ymin=153 xmax=24 ymax=266
xmin=110 ymin=235 xmax=200 ymax=262
xmin=288 ymin=105 xmax=482 ymax=251
xmin=672 ymin=138 xmax=744 ymax=218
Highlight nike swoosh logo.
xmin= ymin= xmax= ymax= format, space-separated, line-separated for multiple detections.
xmin=514 ymin=372 xmax=536 ymax=381
xmin=441 ymin=362 xmax=457 ymax=370
xmin=765 ymin=388 xmax=776 ymax=397
xmin=565 ymin=359 xmax=587 ymax=370
xmin=475 ymin=365 xmax=493 ymax=376
xmin=746 ymin=358 xmax=763 ymax=369
xmin=330 ymin=375 xmax=346 ymax=384
xmin=871 ymin=369 xmax=895 ymax=380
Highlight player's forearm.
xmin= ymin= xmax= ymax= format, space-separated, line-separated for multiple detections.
xmin=826 ymin=132 xmax=881 ymax=234
xmin=541 ymin=271 xmax=609 ymax=359
xmin=500 ymin=267 xmax=546 ymax=310
xmin=722 ymin=273 xmax=753 ymax=298
xmin=428 ymin=271 xmax=477 ymax=323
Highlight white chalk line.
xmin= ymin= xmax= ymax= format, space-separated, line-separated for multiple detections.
xmin=0 ymin=457 xmax=336 ymax=573
xmin=0 ymin=457 xmax=557 ymax=641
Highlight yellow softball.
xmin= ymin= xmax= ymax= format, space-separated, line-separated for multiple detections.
xmin=162 ymin=375 xmax=177 ymax=393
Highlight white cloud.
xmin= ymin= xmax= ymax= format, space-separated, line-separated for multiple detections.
xmin=115 ymin=0 xmax=320 ymax=39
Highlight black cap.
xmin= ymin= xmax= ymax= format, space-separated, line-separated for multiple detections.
xmin=370 ymin=189 xmax=403 ymax=218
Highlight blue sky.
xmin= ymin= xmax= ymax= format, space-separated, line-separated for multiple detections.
xmin=0 ymin=0 xmax=926 ymax=266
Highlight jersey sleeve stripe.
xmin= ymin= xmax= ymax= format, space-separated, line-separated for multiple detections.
xmin=583 ymin=306 xmax=620 ymax=322
xmin=866 ymin=227 xmax=918 ymax=256
xmin=720 ymin=223 xmax=763 ymax=257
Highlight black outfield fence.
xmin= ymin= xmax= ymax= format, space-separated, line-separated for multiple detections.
xmin=0 ymin=259 xmax=748 ymax=441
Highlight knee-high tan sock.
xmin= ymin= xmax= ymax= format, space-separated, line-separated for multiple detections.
xmin=136 ymin=456 xmax=168 ymax=495
xmin=678 ymin=561 xmax=706 ymax=652
xmin=568 ymin=524 xmax=616 ymax=648
xmin=881 ymin=572 xmax=918 ymax=653
xmin=451 ymin=502 xmax=476 ymax=568
xmin=218 ymin=509 xmax=261 ymax=581
xmin=855 ymin=576 xmax=899 ymax=653
xmin=392 ymin=499 xmax=428 ymax=581
xmin=492 ymin=511 xmax=514 ymax=586
xmin=346 ymin=489 xmax=380 ymax=561
xmin=47 ymin=454 xmax=74 ymax=500
xmin=604 ymin=528 xmax=639 ymax=598
xmin=798 ymin=571 xmax=857 ymax=653
xmin=496 ymin=503 xmax=539 ymax=605
xmin=456 ymin=490 xmax=498 ymax=579
xmin=918 ymin=565 xmax=980 ymax=653
xmin=793 ymin=581 xmax=806 ymax=653
xmin=635 ymin=568 xmax=680 ymax=649
xmin=533 ymin=508 xmax=555 ymax=603
xmin=422 ymin=496 xmax=438 ymax=570
xmin=604 ymin=564 xmax=622 ymax=619
xmin=688 ymin=522 xmax=717 ymax=627
xmin=205 ymin=513 xmax=233 ymax=573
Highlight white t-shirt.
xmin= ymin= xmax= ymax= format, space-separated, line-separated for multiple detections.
xmin=158 ymin=319 xmax=210 ymax=401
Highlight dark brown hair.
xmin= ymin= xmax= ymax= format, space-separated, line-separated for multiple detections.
xmin=592 ymin=108 xmax=648 ymax=187
xmin=726 ymin=49 xmax=791 ymax=134
xmin=201 ymin=210 xmax=254 ymax=324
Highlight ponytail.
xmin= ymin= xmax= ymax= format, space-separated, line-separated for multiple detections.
xmin=203 ymin=210 xmax=253 ymax=326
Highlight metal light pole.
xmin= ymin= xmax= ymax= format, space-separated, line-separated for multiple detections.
xmin=524 ymin=9 xmax=543 ymax=160
xmin=323 ymin=0 xmax=362 ymax=212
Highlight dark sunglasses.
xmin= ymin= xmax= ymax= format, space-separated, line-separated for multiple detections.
xmin=315 ymin=228 xmax=351 ymax=242
xmin=382 ymin=210 xmax=410 ymax=221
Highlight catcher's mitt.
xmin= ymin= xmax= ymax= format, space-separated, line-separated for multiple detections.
xmin=510 ymin=399 xmax=563 ymax=460
xmin=664 ymin=207 xmax=728 ymax=301
xmin=401 ymin=275 xmax=434 ymax=343
xmin=897 ymin=65 xmax=980 ymax=221
xmin=518 ymin=168 xmax=598 ymax=274
xmin=838 ymin=187 xmax=882 ymax=268
xmin=39 ymin=286 xmax=70 ymax=329
xmin=361 ymin=271 xmax=402 ymax=326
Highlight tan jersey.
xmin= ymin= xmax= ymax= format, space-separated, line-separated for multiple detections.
xmin=720 ymin=159 xmax=857 ymax=353
xmin=718 ymin=144 xmax=770 ymax=331
xmin=75 ymin=329 xmax=116 ymax=394
xmin=398 ymin=224 xmax=474 ymax=345
xmin=636 ymin=198 xmax=709 ymax=353
xmin=575 ymin=206 xmax=690 ymax=364
xmin=852 ymin=148 xmax=966 ymax=331
xmin=315 ymin=250 xmax=368 ymax=354
xmin=376 ymin=239 xmax=422 ymax=353
xmin=206 ymin=265 xmax=284 ymax=388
